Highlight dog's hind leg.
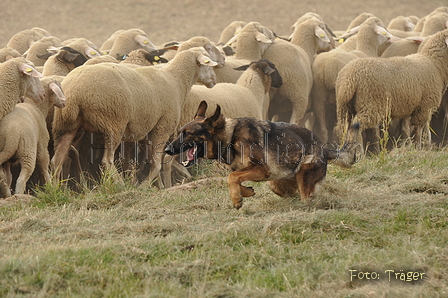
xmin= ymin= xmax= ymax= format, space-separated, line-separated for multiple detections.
xmin=227 ymin=164 xmax=270 ymax=209
xmin=295 ymin=163 xmax=327 ymax=201
xmin=268 ymin=179 xmax=298 ymax=197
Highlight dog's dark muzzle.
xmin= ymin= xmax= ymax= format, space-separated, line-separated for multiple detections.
xmin=164 ymin=142 xmax=204 ymax=167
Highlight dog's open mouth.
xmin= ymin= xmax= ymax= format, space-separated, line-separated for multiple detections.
xmin=182 ymin=147 xmax=197 ymax=167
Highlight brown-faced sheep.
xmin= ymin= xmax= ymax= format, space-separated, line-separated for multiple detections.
xmin=335 ymin=28 xmax=448 ymax=153
xmin=0 ymin=76 xmax=65 ymax=197
xmin=51 ymin=47 xmax=218 ymax=186
xmin=6 ymin=27 xmax=50 ymax=54
xmin=0 ymin=57 xmax=45 ymax=121
xmin=231 ymin=22 xmax=313 ymax=125
xmin=311 ymin=17 xmax=393 ymax=143
xmin=107 ymin=28 xmax=157 ymax=60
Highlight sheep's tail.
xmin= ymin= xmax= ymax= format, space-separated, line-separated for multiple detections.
xmin=335 ymin=71 xmax=357 ymax=138
xmin=325 ymin=122 xmax=361 ymax=167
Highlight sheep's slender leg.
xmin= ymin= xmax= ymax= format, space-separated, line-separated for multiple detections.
xmin=51 ymin=130 xmax=78 ymax=183
xmin=227 ymin=164 xmax=269 ymax=209
xmin=36 ymin=144 xmax=51 ymax=185
xmin=0 ymin=163 xmax=11 ymax=198
xmin=412 ymin=124 xmax=423 ymax=149
xmin=15 ymin=157 xmax=36 ymax=194
xmin=101 ymin=133 xmax=123 ymax=183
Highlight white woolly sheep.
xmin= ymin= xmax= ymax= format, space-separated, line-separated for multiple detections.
xmin=0 ymin=47 xmax=22 ymax=62
xmin=336 ymin=12 xmax=377 ymax=51
xmin=0 ymin=76 xmax=66 ymax=197
xmin=231 ymin=22 xmax=313 ymax=125
xmin=387 ymin=15 xmax=416 ymax=32
xmin=6 ymin=27 xmax=50 ymax=54
xmin=107 ymin=28 xmax=157 ymax=60
xmin=120 ymin=49 xmax=168 ymax=66
xmin=100 ymin=29 xmax=126 ymax=54
xmin=310 ymin=17 xmax=393 ymax=143
xmin=61 ymin=38 xmax=101 ymax=59
xmin=51 ymin=47 xmax=218 ymax=186
xmin=289 ymin=12 xmax=336 ymax=51
xmin=0 ymin=57 xmax=45 ymax=121
xmin=23 ymin=36 xmax=62 ymax=66
xmin=381 ymin=12 xmax=448 ymax=58
xmin=217 ymin=21 xmax=248 ymax=46
xmin=181 ymin=59 xmax=283 ymax=127
xmin=42 ymin=47 xmax=89 ymax=76
xmin=336 ymin=28 xmax=448 ymax=153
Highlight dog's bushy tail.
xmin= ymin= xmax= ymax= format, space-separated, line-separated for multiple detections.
xmin=326 ymin=123 xmax=361 ymax=167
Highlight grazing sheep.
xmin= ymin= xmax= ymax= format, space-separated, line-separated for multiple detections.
xmin=0 ymin=76 xmax=66 ymax=197
xmin=51 ymin=47 xmax=218 ymax=186
xmin=311 ymin=17 xmax=393 ymax=143
xmin=231 ymin=22 xmax=313 ymax=125
xmin=6 ymin=27 xmax=50 ymax=54
xmin=107 ymin=28 xmax=157 ymax=60
xmin=0 ymin=47 xmax=22 ymax=62
xmin=23 ymin=36 xmax=62 ymax=66
xmin=335 ymin=28 xmax=448 ymax=153
xmin=0 ymin=57 xmax=45 ymax=121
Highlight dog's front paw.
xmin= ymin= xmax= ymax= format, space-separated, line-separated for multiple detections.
xmin=231 ymin=197 xmax=243 ymax=209
xmin=241 ymin=186 xmax=255 ymax=197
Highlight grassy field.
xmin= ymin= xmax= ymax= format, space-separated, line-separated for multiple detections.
xmin=1 ymin=144 xmax=448 ymax=297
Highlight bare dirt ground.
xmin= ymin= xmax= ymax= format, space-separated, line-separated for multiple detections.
xmin=0 ymin=0 xmax=446 ymax=50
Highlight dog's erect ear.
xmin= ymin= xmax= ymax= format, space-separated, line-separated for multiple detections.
xmin=194 ymin=100 xmax=208 ymax=120
xmin=209 ymin=104 xmax=222 ymax=122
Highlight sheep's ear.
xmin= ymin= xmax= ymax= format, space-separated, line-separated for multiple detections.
xmin=338 ymin=25 xmax=360 ymax=41
xmin=134 ymin=34 xmax=157 ymax=51
xmin=19 ymin=64 xmax=42 ymax=78
xmin=49 ymin=82 xmax=66 ymax=100
xmin=255 ymin=32 xmax=274 ymax=44
xmin=315 ymin=27 xmax=330 ymax=43
xmin=37 ymin=52 xmax=53 ymax=60
xmin=194 ymin=101 xmax=208 ymax=120
xmin=84 ymin=46 xmax=100 ymax=58
xmin=374 ymin=25 xmax=393 ymax=38
xmin=445 ymin=36 xmax=448 ymax=48
xmin=197 ymin=55 xmax=218 ymax=66
xmin=233 ymin=64 xmax=249 ymax=71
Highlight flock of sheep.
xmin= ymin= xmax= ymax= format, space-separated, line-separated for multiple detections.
xmin=0 ymin=6 xmax=448 ymax=197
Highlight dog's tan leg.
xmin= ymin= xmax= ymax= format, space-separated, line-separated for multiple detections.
xmin=227 ymin=165 xmax=270 ymax=209
xmin=268 ymin=179 xmax=298 ymax=197
xmin=296 ymin=163 xmax=327 ymax=201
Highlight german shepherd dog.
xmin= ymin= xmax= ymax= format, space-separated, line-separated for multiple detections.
xmin=165 ymin=101 xmax=360 ymax=209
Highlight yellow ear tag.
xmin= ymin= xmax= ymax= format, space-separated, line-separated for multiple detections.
xmin=26 ymin=68 xmax=33 ymax=72
xmin=382 ymin=31 xmax=387 ymax=35
xmin=319 ymin=34 xmax=325 ymax=37
xmin=154 ymin=56 xmax=160 ymax=61
xmin=204 ymin=59 xmax=210 ymax=63
xmin=143 ymin=40 xmax=149 ymax=44
xmin=338 ymin=38 xmax=344 ymax=43
xmin=152 ymin=61 xmax=158 ymax=65
xmin=91 ymin=51 xmax=96 ymax=55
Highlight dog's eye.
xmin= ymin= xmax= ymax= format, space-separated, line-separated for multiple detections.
xmin=184 ymin=131 xmax=190 ymax=136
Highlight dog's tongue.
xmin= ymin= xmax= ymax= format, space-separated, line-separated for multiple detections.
xmin=182 ymin=147 xmax=196 ymax=166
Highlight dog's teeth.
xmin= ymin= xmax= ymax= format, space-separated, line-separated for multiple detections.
xmin=182 ymin=160 xmax=189 ymax=167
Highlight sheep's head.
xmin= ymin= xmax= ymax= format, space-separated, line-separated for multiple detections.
xmin=11 ymin=57 xmax=45 ymax=103
xmin=193 ymin=47 xmax=218 ymax=88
